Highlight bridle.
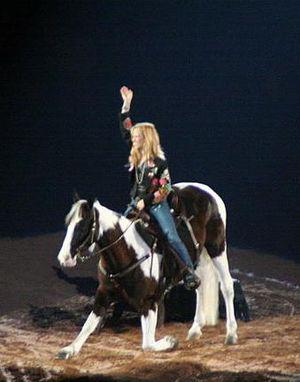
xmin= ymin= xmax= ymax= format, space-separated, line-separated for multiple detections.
xmin=76 ymin=208 xmax=139 ymax=263
xmin=73 ymin=205 xmax=166 ymax=284
xmin=76 ymin=208 xmax=98 ymax=261
xmin=76 ymin=208 xmax=152 ymax=281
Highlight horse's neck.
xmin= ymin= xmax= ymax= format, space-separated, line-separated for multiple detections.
xmin=95 ymin=203 xmax=119 ymax=237
xmin=96 ymin=204 xmax=137 ymax=246
xmin=94 ymin=201 xmax=144 ymax=255
xmin=95 ymin=207 xmax=139 ymax=274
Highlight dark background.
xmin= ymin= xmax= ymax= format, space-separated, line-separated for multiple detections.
xmin=1 ymin=1 xmax=299 ymax=262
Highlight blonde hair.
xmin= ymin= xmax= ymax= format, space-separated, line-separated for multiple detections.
xmin=129 ymin=122 xmax=165 ymax=167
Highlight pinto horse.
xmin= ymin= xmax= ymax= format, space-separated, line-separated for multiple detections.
xmin=57 ymin=182 xmax=237 ymax=358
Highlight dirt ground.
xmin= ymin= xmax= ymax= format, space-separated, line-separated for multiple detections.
xmin=0 ymin=233 xmax=299 ymax=381
xmin=0 ymin=310 xmax=299 ymax=382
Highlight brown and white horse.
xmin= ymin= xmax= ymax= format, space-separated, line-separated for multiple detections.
xmin=57 ymin=182 xmax=237 ymax=358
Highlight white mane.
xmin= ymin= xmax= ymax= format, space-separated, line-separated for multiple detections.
xmin=93 ymin=200 xmax=120 ymax=236
xmin=65 ymin=200 xmax=87 ymax=226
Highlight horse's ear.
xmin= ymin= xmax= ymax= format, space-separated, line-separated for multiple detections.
xmin=73 ymin=190 xmax=81 ymax=203
xmin=87 ymin=198 xmax=94 ymax=208
xmin=80 ymin=202 xmax=91 ymax=219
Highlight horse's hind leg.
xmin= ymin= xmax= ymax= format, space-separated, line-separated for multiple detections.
xmin=187 ymin=284 xmax=205 ymax=341
xmin=141 ymin=304 xmax=178 ymax=352
xmin=187 ymin=249 xmax=219 ymax=341
xmin=57 ymin=286 xmax=109 ymax=359
xmin=212 ymin=247 xmax=238 ymax=345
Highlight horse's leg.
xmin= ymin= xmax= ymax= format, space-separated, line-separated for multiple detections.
xmin=187 ymin=283 xmax=205 ymax=340
xmin=212 ymin=248 xmax=238 ymax=345
xmin=57 ymin=310 xmax=103 ymax=359
xmin=57 ymin=285 xmax=109 ymax=359
xmin=141 ymin=304 xmax=178 ymax=352
xmin=187 ymin=249 xmax=219 ymax=340
xmin=186 ymin=244 xmax=220 ymax=340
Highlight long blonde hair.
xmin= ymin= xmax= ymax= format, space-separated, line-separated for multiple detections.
xmin=129 ymin=122 xmax=165 ymax=167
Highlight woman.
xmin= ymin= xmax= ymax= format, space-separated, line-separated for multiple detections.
xmin=119 ymin=86 xmax=200 ymax=290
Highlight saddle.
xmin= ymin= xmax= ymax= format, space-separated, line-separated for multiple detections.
xmin=129 ymin=190 xmax=199 ymax=286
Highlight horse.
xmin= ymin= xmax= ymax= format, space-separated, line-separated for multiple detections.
xmin=57 ymin=182 xmax=238 ymax=358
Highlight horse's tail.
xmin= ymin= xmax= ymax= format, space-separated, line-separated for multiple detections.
xmin=198 ymin=248 xmax=219 ymax=326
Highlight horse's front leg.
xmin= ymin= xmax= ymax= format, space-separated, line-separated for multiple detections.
xmin=57 ymin=285 xmax=109 ymax=359
xmin=141 ymin=304 xmax=178 ymax=352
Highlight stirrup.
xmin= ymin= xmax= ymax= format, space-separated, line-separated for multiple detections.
xmin=183 ymin=271 xmax=200 ymax=291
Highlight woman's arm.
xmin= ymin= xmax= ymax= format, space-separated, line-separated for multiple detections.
xmin=119 ymin=86 xmax=134 ymax=144
xmin=120 ymin=86 xmax=133 ymax=113
xmin=152 ymin=165 xmax=172 ymax=204
xmin=137 ymin=160 xmax=172 ymax=210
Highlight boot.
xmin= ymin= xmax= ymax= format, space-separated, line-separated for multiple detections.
xmin=183 ymin=268 xmax=200 ymax=290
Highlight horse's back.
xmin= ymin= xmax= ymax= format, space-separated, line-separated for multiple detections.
xmin=173 ymin=182 xmax=227 ymax=259
xmin=173 ymin=182 xmax=226 ymax=224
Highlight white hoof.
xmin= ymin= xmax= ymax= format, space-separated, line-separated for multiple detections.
xmin=165 ymin=335 xmax=179 ymax=350
xmin=56 ymin=345 xmax=77 ymax=360
xmin=225 ymin=334 xmax=238 ymax=345
xmin=144 ymin=335 xmax=179 ymax=352
xmin=187 ymin=324 xmax=202 ymax=341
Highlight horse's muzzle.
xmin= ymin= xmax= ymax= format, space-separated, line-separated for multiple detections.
xmin=58 ymin=251 xmax=77 ymax=268
xmin=61 ymin=257 xmax=77 ymax=268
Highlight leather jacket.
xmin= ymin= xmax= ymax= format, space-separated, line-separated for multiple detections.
xmin=119 ymin=111 xmax=172 ymax=208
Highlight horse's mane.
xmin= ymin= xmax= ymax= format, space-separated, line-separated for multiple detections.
xmin=65 ymin=201 xmax=86 ymax=226
xmin=93 ymin=200 xmax=122 ymax=234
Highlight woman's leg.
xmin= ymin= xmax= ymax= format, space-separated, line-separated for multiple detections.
xmin=149 ymin=201 xmax=199 ymax=289
xmin=150 ymin=201 xmax=192 ymax=266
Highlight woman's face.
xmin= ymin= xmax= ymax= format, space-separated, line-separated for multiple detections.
xmin=131 ymin=130 xmax=144 ymax=149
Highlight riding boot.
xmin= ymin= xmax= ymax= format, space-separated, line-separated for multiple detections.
xmin=183 ymin=268 xmax=200 ymax=290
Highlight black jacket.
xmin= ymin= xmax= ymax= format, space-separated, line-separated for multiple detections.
xmin=119 ymin=111 xmax=171 ymax=207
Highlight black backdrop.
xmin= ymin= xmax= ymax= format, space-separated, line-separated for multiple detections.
xmin=1 ymin=1 xmax=299 ymax=262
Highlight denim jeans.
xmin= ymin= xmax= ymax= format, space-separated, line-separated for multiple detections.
xmin=149 ymin=200 xmax=193 ymax=269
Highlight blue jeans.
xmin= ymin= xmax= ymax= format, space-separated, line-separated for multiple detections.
xmin=149 ymin=200 xmax=193 ymax=269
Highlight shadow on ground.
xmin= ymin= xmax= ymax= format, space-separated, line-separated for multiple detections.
xmin=52 ymin=266 xmax=98 ymax=297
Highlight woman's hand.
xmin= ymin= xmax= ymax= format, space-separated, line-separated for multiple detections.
xmin=136 ymin=199 xmax=145 ymax=211
xmin=120 ymin=86 xmax=133 ymax=112
xmin=153 ymin=191 xmax=164 ymax=204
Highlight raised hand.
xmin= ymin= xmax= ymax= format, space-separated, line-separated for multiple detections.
xmin=120 ymin=86 xmax=133 ymax=112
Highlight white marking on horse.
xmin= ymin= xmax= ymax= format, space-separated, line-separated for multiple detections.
xmin=58 ymin=200 xmax=86 ymax=267
xmin=212 ymin=246 xmax=238 ymax=344
xmin=120 ymin=216 xmax=161 ymax=280
xmin=141 ymin=306 xmax=178 ymax=351
xmin=94 ymin=201 xmax=160 ymax=280
xmin=93 ymin=201 xmax=119 ymax=237
xmin=57 ymin=311 xmax=102 ymax=359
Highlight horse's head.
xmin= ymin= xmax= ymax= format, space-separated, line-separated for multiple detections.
xmin=58 ymin=196 xmax=95 ymax=267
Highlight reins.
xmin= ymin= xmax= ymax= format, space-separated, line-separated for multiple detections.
xmin=99 ymin=253 xmax=150 ymax=280
xmin=77 ymin=206 xmax=201 ymax=282
xmin=77 ymin=210 xmax=156 ymax=281
xmin=77 ymin=213 xmax=141 ymax=262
